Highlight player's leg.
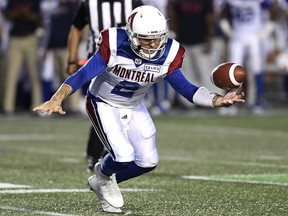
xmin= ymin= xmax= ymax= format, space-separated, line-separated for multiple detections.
xmin=219 ymin=38 xmax=245 ymax=115
xmin=3 ymin=37 xmax=25 ymax=113
xmin=86 ymin=95 xmax=135 ymax=210
xmin=96 ymin=103 xmax=157 ymax=183
xmin=150 ymin=83 xmax=163 ymax=115
xmin=85 ymin=126 xmax=106 ymax=172
xmin=88 ymin=103 xmax=157 ymax=183
xmin=25 ymin=35 xmax=42 ymax=110
xmin=161 ymin=80 xmax=171 ymax=111
xmin=248 ymin=36 xmax=264 ymax=113
xmin=116 ymin=103 xmax=158 ymax=183
xmin=151 ymin=80 xmax=171 ymax=115
xmin=41 ymin=51 xmax=55 ymax=101
xmin=193 ymin=43 xmax=216 ymax=92
xmin=82 ymin=80 xmax=107 ymax=171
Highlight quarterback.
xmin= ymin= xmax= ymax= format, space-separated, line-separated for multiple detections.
xmin=33 ymin=6 xmax=245 ymax=213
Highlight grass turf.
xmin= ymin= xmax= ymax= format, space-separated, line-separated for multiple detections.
xmin=0 ymin=112 xmax=287 ymax=215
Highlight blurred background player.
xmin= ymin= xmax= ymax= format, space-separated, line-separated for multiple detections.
xmin=66 ymin=0 xmax=143 ymax=172
xmin=167 ymin=0 xmax=222 ymax=110
xmin=40 ymin=0 xmax=81 ymax=115
xmin=270 ymin=0 xmax=288 ymax=102
xmin=219 ymin=0 xmax=277 ymax=115
xmin=2 ymin=0 xmax=44 ymax=115
xmin=0 ymin=0 xmax=8 ymax=111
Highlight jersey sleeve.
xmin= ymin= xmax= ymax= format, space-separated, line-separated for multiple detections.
xmin=64 ymin=51 xmax=107 ymax=93
xmin=98 ymin=29 xmax=111 ymax=64
xmin=167 ymin=44 xmax=185 ymax=75
xmin=165 ymin=68 xmax=198 ymax=103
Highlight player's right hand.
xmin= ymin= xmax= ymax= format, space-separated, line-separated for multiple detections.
xmin=33 ymin=100 xmax=66 ymax=115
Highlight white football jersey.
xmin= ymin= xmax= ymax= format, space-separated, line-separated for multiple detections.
xmin=88 ymin=27 xmax=184 ymax=108
xmin=224 ymin=0 xmax=266 ymax=37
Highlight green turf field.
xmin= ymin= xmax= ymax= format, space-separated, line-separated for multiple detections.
xmin=0 ymin=112 xmax=288 ymax=216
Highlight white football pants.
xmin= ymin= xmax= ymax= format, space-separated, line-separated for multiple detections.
xmin=86 ymin=96 xmax=159 ymax=168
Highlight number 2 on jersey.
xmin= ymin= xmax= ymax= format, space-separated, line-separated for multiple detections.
xmin=111 ymin=81 xmax=140 ymax=98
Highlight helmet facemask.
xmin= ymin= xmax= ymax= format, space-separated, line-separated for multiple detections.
xmin=126 ymin=6 xmax=168 ymax=61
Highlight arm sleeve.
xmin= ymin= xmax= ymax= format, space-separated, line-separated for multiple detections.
xmin=64 ymin=51 xmax=107 ymax=94
xmin=165 ymin=68 xmax=199 ymax=103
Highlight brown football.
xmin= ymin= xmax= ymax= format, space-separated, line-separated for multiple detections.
xmin=211 ymin=62 xmax=246 ymax=90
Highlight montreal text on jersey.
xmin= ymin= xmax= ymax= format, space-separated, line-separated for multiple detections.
xmin=113 ymin=65 xmax=155 ymax=83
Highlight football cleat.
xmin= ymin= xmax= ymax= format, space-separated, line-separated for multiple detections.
xmin=88 ymin=162 xmax=124 ymax=208
xmin=88 ymin=178 xmax=122 ymax=213
xmin=100 ymin=199 xmax=122 ymax=213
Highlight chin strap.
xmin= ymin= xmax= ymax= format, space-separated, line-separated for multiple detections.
xmin=136 ymin=45 xmax=141 ymax=51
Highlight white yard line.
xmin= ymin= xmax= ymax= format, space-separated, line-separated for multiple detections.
xmin=182 ymin=175 xmax=288 ymax=186
xmin=0 ymin=188 xmax=159 ymax=194
xmin=0 ymin=183 xmax=31 ymax=189
xmin=0 ymin=189 xmax=88 ymax=194
xmin=0 ymin=206 xmax=78 ymax=216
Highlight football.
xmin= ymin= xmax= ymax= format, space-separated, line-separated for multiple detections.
xmin=210 ymin=62 xmax=246 ymax=90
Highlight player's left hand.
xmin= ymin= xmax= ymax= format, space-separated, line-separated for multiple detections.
xmin=221 ymin=87 xmax=245 ymax=106
xmin=33 ymin=100 xmax=66 ymax=115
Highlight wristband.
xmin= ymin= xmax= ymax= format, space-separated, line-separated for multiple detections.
xmin=192 ymin=86 xmax=216 ymax=107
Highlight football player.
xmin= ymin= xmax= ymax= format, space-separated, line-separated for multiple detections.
xmin=66 ymin=0 xmax=143 ymax=173
xmin=33 ymin=6 xmax=245 ymax=213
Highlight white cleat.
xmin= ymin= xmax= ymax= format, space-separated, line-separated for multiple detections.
xmin=100 ymin=200 xmax=122 ymax=213
xmin=88 ymin=162 xmax=124 ymax=208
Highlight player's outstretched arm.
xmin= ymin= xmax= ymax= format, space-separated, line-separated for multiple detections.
xmin=212 ymin=87 xmax=245 ymax=107
xmin=33 ymin=84 xmax=73 ymax=115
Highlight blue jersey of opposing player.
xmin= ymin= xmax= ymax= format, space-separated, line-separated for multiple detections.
xmin=64 ymin=27 xmax=200 ymax=108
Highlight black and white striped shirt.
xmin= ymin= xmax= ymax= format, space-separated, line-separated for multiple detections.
xmin=73 ymin=0 xmax=143 ymax=57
